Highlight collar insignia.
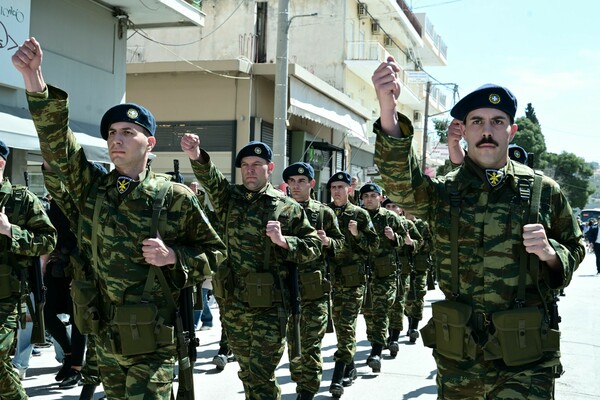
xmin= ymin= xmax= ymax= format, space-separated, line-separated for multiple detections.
xmin=334 ymin=207 xmax=343 ymax=216
xmin=485 ymin=169 xmax=504 ymax=187
xmin=244 ymin=191 xmax=255 ymax=201
xmin=117 ymin=176 xmax=132 ymax=194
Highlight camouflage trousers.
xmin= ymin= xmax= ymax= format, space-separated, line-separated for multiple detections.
xmin=287 ymin=297 xmax=328 ymax=395
xmin=363 ymin=274 xmax=397 ymax=346
xmin=434 ymin=351 xmax=557 ymax=399
xmin=388 ymin=273 xmax=410 ymax=331
xmin=332 ymin=284 xmax=365 ymax=364
xmin=96 ymin=338 xmax=176 ymax=399
xmin=404 ymin=268 xmax=427 ymax=321
xmin=0 ymin=316 xmax=27 ymax=400
xmin=221 ymin=296 xmax=286 ymax=400
xmin=81 ymin=334 xmax=101 ymax=385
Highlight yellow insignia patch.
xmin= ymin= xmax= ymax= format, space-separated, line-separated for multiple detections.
xmin=244 ymin=192 xmax=255 ymax=200
xmin=489 ymin=94 xmax=501 ymax=104
xmin=298 ymin=167 xmax=305 ymax=174
xmin=127 ymin=108 xmax=139 ymax=119
xmin=485 ymin=169 xmax=504 ymax=187
xmin=117 ymin=176 xmax=132 ymax=194
xmin=254 ymin=147 xmax=262 ymax=155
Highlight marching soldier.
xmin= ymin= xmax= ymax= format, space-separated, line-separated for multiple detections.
xmin=326 ymin=172 xmax=379 ymax=398
xmin=283 ymin=162 xmax=345 ymax=400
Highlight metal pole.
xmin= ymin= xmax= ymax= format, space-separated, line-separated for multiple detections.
xmin=272 ymin=0 xmax=290 ymax=184
xmin=421 ymin=80 xmax=431 ymax=172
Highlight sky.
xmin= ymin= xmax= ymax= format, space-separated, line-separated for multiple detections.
xmin=408 ymin=0 xmax=600 ymax=164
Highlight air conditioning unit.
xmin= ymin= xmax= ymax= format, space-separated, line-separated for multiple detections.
xmin=357 ymin=3 xmax=368 ymax=17
xmin=384 ymin=36 xmax=393 ymax=47
xmin=371 ymin=20 xmax=382 ymax=34
xmin=414 ymin=111 xmax=422 ymax=122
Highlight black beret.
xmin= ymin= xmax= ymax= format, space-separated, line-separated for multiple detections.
xmin=234 ymin=141 xmax=273 ymax=167
xmin=450 ymin=84 xmax=517 ymax=122
xmin=327 ymin=171 xmax=351 ymax=188
xmin=508 ymin=144 xmax=528 ymax=165
xmin=100 ymin=103 xmax=156 ymax=140
xmin=0 ymin=139 xmax=9 ymax=161
xmin=359 ymin=183 xmax=382 ymax=195
xmin=381 ymin=197 xmax=394 ymax=207
xmin=283 ymin=162 xmax=314 ymax=181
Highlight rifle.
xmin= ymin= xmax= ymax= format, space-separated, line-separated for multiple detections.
xmin=362 ymin=261 xmax=373 ymax=310
xmin=426 ymin=255 xmax=436 ymax=291
xmin=288 ymin=263 xmax=302 ymax=361
xmin=325 ymin=259 xmax=335 ymax=334
xmin=23 ymin=171 xmax=47 ymax=345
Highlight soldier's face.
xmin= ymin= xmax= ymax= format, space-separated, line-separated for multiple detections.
xmin=240 ymin=156 xmax=273 ymax=191
xmin=330 ymin=182 xmax=350 ymax=205
xmin=286 ymin=175 xmax=314 ymax=202
xmin=107 ymin=122 xmax=154 ymax=173
xmin=361 ymin=191 xmax=381 ymax=210
xmin=385 ymin=203 xmax=402 ymax=215
xmin=462 ymin=108 xmax=518 ymax=169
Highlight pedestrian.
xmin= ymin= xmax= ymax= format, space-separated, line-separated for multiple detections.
xmin=326 ymin=171 xmax=379 ymax=398
xmin=14 ymin=37 xmax=226 ymax=399
xmin=0 ymin=138 xmax=57 ymax=400
xmin=584 ymin=218 xmax=599 ymax=274
xmin=372 ymin=57 xmax=585 ymax=398
xmin=283 ymin=162 xmax=345 ymax=400
xmin=181 ymin=135 xmax=322 ymax=399
xmin=359 ymin=183 xmax=418 ymax=372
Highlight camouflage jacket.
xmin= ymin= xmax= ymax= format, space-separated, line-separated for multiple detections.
xmin=300 ymin=198 xmax=345 ymax=274
xmin=366 ymin=206 xmax=421 ymax=262
xmin=374 ymin=114 xmax=585 ymax=314
xmin=27 ymin=86 xmax=226 ymax=320
xmin=327 ymin=201 xmax=379 ymax=272
xmin=190 ymin=152 xmax=321 ymax=291
xmin=0 ymin=179 xmax=56 ymax=324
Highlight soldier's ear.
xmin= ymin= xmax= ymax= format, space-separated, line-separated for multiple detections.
xmin=147 ymin=136 xmax=156 ymax=151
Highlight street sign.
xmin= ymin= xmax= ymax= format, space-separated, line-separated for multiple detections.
xmin=406 ymin=71 xmax=429 ymax=84
xmin=0 ymin=0 xmax=31 ymax=89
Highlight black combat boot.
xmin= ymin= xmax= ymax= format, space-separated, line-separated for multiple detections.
xmin=341 ymin=360 xmax=357 ymax=387
xmin=408 ymin=318 xmax=420 ymax=343
xmin=329 ymin=361 xmax=346 ymax=398
xmin=388 ymin=329 xmax=401 ymax=358
xmin=367 ymin=343 xmax=383 ymax=373
xmin=296 ymin=390 xmax=314 ymax=400
xmin=79 ymin=383 xmax=98 ymax=400
xmin=406 ymin=317 xmax=413 ymax=336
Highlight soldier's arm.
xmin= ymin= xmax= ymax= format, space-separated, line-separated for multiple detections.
xmin=350 ymin=208 xmax=380 ymax=252
xmin=405 ymin=219 xmax=423 ymax=254
xmin=278 ymin=201 xmax=322 ymax=265
xmin=190 ymin=150 xmax=232 ymax=221
xmin=322 ymin=207 xmax=345 ymax=258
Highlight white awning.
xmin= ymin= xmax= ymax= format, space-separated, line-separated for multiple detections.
xmin=0 ymin=111 xmax=110 ymax=163
xmin=289 ymin=78 xmax=368 ymax=144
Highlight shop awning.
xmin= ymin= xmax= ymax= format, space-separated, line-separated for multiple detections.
xmin=0 ymin=106 xmax=110 ymax=163
xmin=289 ymin=77 xmax=368 ymax=144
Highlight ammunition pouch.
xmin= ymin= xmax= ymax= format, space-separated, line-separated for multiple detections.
xmin=371 ymin=255 xmax=396 ymax=278
xmin=399 ymin=256 xmax=411 ymax=274
xmin=212 ymin=266 xmax=232 ymax=301
xmin=414 ymin=255 xmax=429 ymax=272
xmin=422 ymin=300 xmax=477 ymax=361
xmin=299 ymin=270 xmax=331 ymax=300
xmin=340 ymin=264 xmax=365 ymax=288
xmin=243 ymin=272 xmax=276 ymax=308
xmin=491 ymin=307 xmax=559 ymax=366
xmin=0 ymin=264 xmax=20 ymax=299
xmin=111 ymin=303 xmax=174 ymax=356
xmin=71 ymin=279 xmax=100 ymax=335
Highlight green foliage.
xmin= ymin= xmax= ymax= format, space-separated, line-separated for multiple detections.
xmin=525 ymin=103 xmax=539 ymax=124
xmin=433 ymin=119 xmax=450 ymax=143
xmin=543 ymin=152 xmax=595 ymax=209
xmin=514 ymin=117 xmax=547 ymax=169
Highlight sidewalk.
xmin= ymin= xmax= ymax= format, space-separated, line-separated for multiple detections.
xmin=21 ymin=253 xmax=600 ymax=399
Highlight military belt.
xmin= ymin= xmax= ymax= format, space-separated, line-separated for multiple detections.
xmin=471 ymin=311 xmax=492 ymax=332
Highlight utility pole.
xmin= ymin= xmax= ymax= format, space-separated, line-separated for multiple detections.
xmin=272 ymin=0 xmax=290 ymax=184
xmin=421 ymin=80 xmax=431 ymax=172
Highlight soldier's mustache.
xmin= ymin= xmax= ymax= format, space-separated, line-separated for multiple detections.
xmin=476 ymin=137 xmax=499 ymax=147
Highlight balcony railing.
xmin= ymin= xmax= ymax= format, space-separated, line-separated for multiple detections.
xmin=396 ymin=0 xmax=422 ymax=37
xmin=184 ymin=0 xmax=202 ymax=10
xmin=346 ymin=41 xmax=388 ymax=62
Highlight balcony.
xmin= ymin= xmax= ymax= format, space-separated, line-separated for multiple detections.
xmin=93 ymin=0 xmax=205 ymax=28
xmin=415 ymin=13 xmax=447 ymax=66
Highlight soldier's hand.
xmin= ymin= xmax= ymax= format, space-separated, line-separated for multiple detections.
xmin=384 ymin=226 xmax=395 ymax=240
xmin=448 ymin=119 xmax=465 ymax=165
xmin=317 ymin=229 xmax=331 ymax=247
xmin=0 ymin=207 xmax=12 ymax=238
xmin=142 ymin=237 xmax=177 ymax=267
xmin=371 ymin=56 xmax=401 ymax=111
xmin=522 ymin=223 xmax=560 ymax=268
xmin=404 ymin=233 xmax=414 ymax=246
xmin=266 ymin=220 xmax=289 ymax=249
xmin=180 ymin=133 xmax=203 ymax=162
xmin=348 ymin=220 xmax=359 ymax=237
xmin=12 ymin=38 xmax=46 ymax=93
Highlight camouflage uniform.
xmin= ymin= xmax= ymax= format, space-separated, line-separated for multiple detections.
xmin=287 ymin=199 xmax=344 ymax=396
xmin=28 ymin=86 xmax=226 ymax=400
xmin=190 ymin=153 xmax=321 ymax=400
xmin=403 ymin=217 xmax=434 ymax=341
xmin=374 ymin=113 xmax=585 ymax=399
xmin=0 ymin=179 xmax=56 ymax=400
xmin=361 ymin=205 xmax=408 ymax=370
xmin=328 ymin=202 xmax=379 ymax=376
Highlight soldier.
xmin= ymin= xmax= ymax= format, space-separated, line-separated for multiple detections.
xmin=180 ymin=135 xmax=321 ymax=399
xmin=282 ymin=162 xmax=345 ymax=400
xmin=372 ymin=57 xmax=585 ymax=398
xmin=14 ymin=38 xmax=226 ymax=400
xmin=380 ymin=198 xmax=421 ymax=356
xmin=326 ymin=172 xmax=379 ymax=398
xmin=402 ymin=208 xmax=434 ymax=343
xmin=0 ymin=139 xmax=57 ymax=400
xmin=359 ymin=183 xmax=408 ymax=372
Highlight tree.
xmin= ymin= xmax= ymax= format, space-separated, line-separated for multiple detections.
xmin=433 ymin=119 xmax=450 ymax=143
xmin=525 ymin=103 xmax=539 ymax=124
xmin=544 ymin=152 xmax=595 ymax=209
xmin=513 ymin=116 xmax=547 ymax=169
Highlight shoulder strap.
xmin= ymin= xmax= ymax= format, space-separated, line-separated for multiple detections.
xmin=446 ymin=180 xmax=461 ymax=297
xmin=263 ymin=198 xmax=286 ymax=270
